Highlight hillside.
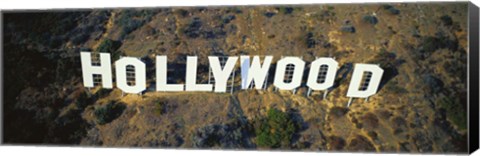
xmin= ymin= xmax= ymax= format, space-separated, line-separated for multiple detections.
xmin=2 ymin=3 xmax=469 ymax=153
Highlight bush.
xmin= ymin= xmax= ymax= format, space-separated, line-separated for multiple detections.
xmin=305 ymin=32 xmax=316 ymax=48
xmin=440 ymin=15 xmax=453 ymax=26
xmin=264 ymin=12 xmax=276 ymax=18
xmin=222 ymin=15 xmax=236 ymax=24
xmin=361 ymin=112 xmax=379 ymax=130
xmin=437 ymin=96 xmax=467 ymax=130
xmin=94 ymin=88 xmax=112 ymax=99
xmin=362 ymin=15 xmax=378 ymax=25
xmin=417 ymin=35 xmax=458 ymax=59
xmin=183 ymin=18 xmax=203 ymax=38
xmin=327 ymin=135 xmax=346 ymax=150
xmin=367 ymin=131 xmax=378 ymax=140
xmin=71 ymin=34 xmax=90 ymax=45
xmin=94 ymin=101 xmax=126 ymax=125
xmin=340 ymin=25 xmax=355 ymax=33
xmin=382 ymin=5 xmax=400 ymax=15
xmin=347 ymin=135 xmax=376 ymax=152
xmin=96 ymin=39 xmax=122 ymax=60
xmin=174 ymin=9 xmax=189 ymax=17
xmin=75 ymin=91 xmax=92 ymax=108
xmin=329 ymin=106 xmax=349 ymax=118
xmin=154 ymin=98 xmax=176 ymax=115
xmin=392 ymin=116 xmax=406 ymax=127
xmin=277 ymin=7 xmax=294 ymax=14
xmin=96 ymin=39 xmax=119 ymax=52
xmin=254 ymin=108 xmax=299 ymax=148
xmin=422 ymin=75 xmax=444 ymax=94
xmin=388 ymin=8 xmax=400 ymax=15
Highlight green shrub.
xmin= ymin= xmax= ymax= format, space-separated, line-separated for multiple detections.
xmin=94 ymin=88 xmax=112 ymax=99
xmin=305 ymin=32 xmax=316 ymax=48
xmin=440 ymin=15 xmax=453 ymax=26
xmin=382 ymin=5 xmax=400 ymax=15
xmin=340 ymin=25 xmax=355 ymax=33
xmin=437 ymin=96 xmax=467 ymax=130
xmin=154 ymin=98 xmax=168 ymax=115
xmin=329 ymin=106 xmax=349 ymax=118
xmin=254 ymin=108 xmax=299 ymax=148
xmin=96 ymin=39 xmax=122 ymax=60
xmin=327 ymin=135 xmax=345 ymax=150
xmin=276 ymin=7 xmax=295 ymax=14
xmin=362 ymin=15 xmax=378 ymax=25
xmin=418 ymin=35 xmax=458 ymax=59
xmin=96 ymin=39 xmax=120 ymax=52
xmin=94 ymin=101 xmax=126 ymax=125
xmin=347 ymin=135 xmax=376 ymax=152
xmin=361 ymin=112 xmax=379 ymax=130
xmin=75 ymin=91 xmax=91 ymax=108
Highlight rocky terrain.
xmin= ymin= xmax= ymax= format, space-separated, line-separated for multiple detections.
xmin=2 ymin=3 xmax=469 ymax=153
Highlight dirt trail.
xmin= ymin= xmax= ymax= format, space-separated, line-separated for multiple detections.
xmin=93 ymin=12 xmax=116 ymax=50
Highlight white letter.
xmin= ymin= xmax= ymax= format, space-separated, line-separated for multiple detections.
xmin=240 ymin=56 xmax=273 ymax=89
xmin=115 ymin=57 xmax=146 ymax=94
xmin=209 ymin=56 xmax=238 ymax=92
xmin=185 ymin=56 xmax=213 ymax=91
xmin=273 ymin=57 xmax=305 ymax=90
xmin=306 ymin=57 xmax=338 ymax=90
xmin=80 ymin=52 xmax=113 ymax=88
xmin=156 ymin=56 xmax=184 ymax=91
xmin=346 ymin=64 xmax=384 ymax=98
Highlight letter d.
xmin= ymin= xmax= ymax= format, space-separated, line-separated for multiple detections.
xmin=346 ymin=64 xmax=384 ymax=98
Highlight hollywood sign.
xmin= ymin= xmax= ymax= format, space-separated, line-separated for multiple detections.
xmin=80 ymin=52 xmax=384 ymax=99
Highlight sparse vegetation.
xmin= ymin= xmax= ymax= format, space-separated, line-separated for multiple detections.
xmin=182 ymin=17 xmax=226 ymax=39
xmin=154 ymin=98 xmax=176 ymax=116
xmin=384 ymin=80 xmax=408 ymax=94
xmin=115 ymin=10 xmax=157 ymax=39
